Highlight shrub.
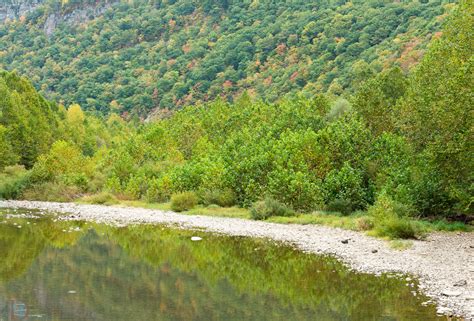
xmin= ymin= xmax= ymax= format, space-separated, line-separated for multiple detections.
xmin=30 ymin=141 xmax=92 ymax=184
xmin=124 ymin=174 xmax=146 ymax=200
xmin=323 ymin=162 xmax=370 ymax=212
xmin=326 ymin=198 xmax=353 ymax=215
xmin=356 ymin=216 xmax=374 ymax=231
xmin=87 ymin=172 xmax=107 ymax=193
xmin=169 ymin=163 xmax=203 ymax=192
xmin=0 ymin=165 xmax=30 ymax=199
xmin=105 ymin=175 xmax=122 ymax=194
xmin=268 ymin=169 xmax=324 ymax=212
xmin=170 ymin=191 xmax=198 ymax=212
xmin=22 ymin=182 xmax=81 ymax=202
xmin=250 ymin=197 xmax=295 ymax=220
xmin=61 ymin=172 xmax=89 ymax=190
xmin=146 ymin=176 xmax=173 ymax=203
xmin=369 ymin=193 xmax=423 ymax=239
xmin=201 ymin=188 xmax=236 ymax=207
xmin=374 ymin=216 xmax=420 ymax=239
xmin=81 ymin=192 xmax=118 ymax=205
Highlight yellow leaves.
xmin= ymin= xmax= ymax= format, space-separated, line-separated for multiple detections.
xmin=66 ymin=104 xmax=85 ymax=125
xmin=109 ymin=100 xmax=121 ymax=112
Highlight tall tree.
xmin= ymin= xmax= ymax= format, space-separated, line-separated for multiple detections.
xmin=397 ymin=2 xmax=473 ymax=215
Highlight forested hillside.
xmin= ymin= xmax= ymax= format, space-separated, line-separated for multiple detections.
xmin=0 ymin=0 xmax=456 ymax=116
xmin=1 ymin=1 xmax=472 ymax=234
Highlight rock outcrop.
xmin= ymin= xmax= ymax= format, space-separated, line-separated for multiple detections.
xmin=0 ymin=0 xmax=44 ymax=22
xmin=0 ymin=0 xmax=116 ymax=36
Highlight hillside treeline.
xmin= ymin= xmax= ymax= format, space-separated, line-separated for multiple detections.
xmin=0 ymin=2 xmax=471 ymax=231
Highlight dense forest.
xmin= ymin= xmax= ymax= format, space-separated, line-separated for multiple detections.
xmin=0 ymin=1 xmax=472 ymax=238
xmin=0 ymin=0 xmax=457 ymax=116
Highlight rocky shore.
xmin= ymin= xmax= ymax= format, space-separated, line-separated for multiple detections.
xmin=1 ymin=200 xmax=472 ymax=320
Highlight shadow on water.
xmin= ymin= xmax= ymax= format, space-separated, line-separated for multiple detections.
xmin=0 ymin=208 xmax=458 ymax=321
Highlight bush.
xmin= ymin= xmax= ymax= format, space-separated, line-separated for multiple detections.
xmin=369 ymin=193 xmax=423 ymax=239
xmin=29 ymin=141 xmax=92 ymax=185
xmin=268 ymin=168 xmax=324 ymax=212
xmin=81 ymin=192 xmax=118 ymax=205
xmin=0 ymin=165 xmax=30 ymax=199
xmin=326 ymin=198 xmax=353 ymax=215
xmin=201 ymin=188 xmax=236 ymax=207
xmin=250 ymin=197 xmax=295 ymax=220
xmin=61 ymin=172 xmax=89 ymax=191
xmin=356 ymin=216 xmax=374 ymax=231
xmin=146 ymin=176 xmax=173 ymax=203
xmin=22 ymin=182 xmax=81 ymax=202
xmin=170 ymin=191 xmax=198 ymax=212
xmin=124 ymin=174 xmax=146 ymax=200
xmin=105 ymin=175 xmax=122 ymax=194
xmin=323 ymin=162 xmax=370 ymax=212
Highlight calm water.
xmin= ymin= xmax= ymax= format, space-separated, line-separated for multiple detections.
xmin=0 ymin=208 xmax=454 ymax=321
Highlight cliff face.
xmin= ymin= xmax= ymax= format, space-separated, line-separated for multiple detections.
xmin=0 ymin=0 xmax=45 ymax=22
xmin=0 ymin=0 xmax=115 ymax=36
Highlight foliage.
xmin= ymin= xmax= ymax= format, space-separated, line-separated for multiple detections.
xmin=201 ymin=188 xmax=236 ymax=207
xmin=30 ymin=140 xmax=92 ymax=190
xmin=250 ymin=197 xmax=295 ymax=220
xmin=0 ymin=165 xmax=30 ymax=199
xmin=352 ymin=67 xmax=408 ymax=135
xmin=396 ymin=2 xmax=473 ymax=217
xmin=0 ymin=1 xmax=450 ymax=115
xmin=0 ymin=71 xmax=60 ymax=168
xmin=22 ymin=182 xmax=82 ymax=202
xmin=368 ymin=193 xmax=422 ymax=240
xmin=170 ymin=191 xmax=199 ymax=212
xmin=323 ymin=162 xmax=371 ymax=213
xmin=80 ymin=192 xmax=118 ymax=205
xmin=0 ymin=2 xmax=471 ymax=227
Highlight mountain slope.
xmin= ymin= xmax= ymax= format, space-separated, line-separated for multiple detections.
xmin=0 ymin=0 xmax=455 ymax=115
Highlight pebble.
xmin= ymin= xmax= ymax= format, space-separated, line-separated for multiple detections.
xmin=454 ymin=280 xmax=467 ymax=287
xmin=441 ymin=290 xmax=462 ymax=297
xmin=437 ymin=307 xmax=452 ymax=315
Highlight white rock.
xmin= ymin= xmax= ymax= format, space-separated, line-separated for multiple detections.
xmin=437 ymin=307 xmax=452 ymax=315
xmin=441 ymin=290 xmax=462 ymax=297
xmin=465 ymin=294 xmax=474 ymax=300
xmin=191 ymin=236 xmax=202 ymax=241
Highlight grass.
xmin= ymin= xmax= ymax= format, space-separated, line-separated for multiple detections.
xmin=389 ymin=240 xmax=414 ymax=251
xmin=79 ymin=192 xmax=118 ymax=205
xmin=267 ymin=212 xmax=361 ymax=230
xmin=186 ymin=205 xmax=250 ymax=219
xmin=170 ymin=191 xmax=199 ymax=212
xmin=76 ymin=196 xmax=472 ymax=239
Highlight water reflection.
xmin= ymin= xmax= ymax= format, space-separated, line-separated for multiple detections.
xmin=0 ymin=208 xmax=454 ymax=321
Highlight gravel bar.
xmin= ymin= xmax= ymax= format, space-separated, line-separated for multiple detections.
xmin=1 ymin=200 xmax=473 ymax=320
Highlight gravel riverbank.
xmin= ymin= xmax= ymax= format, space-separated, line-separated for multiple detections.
xmin=1 ymin=200 xmax=472 ymax=320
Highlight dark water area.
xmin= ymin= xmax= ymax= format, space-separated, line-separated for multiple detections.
xmin=0 ymin=208 xmax=454 ymax=321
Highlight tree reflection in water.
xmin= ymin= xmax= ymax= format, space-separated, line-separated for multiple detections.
xmin=0 ymin=208 xmax=452 ymax=321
